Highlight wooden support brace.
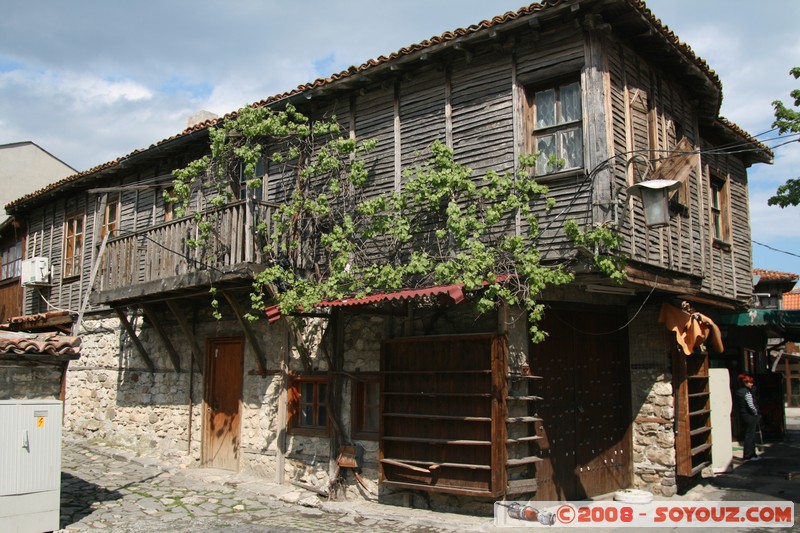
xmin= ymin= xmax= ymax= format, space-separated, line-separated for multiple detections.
xmin=165 ymin=300 xmax=204 ymax=374
xmin=221 ymin=291 xmax=267 ymax=376
xmin=115 ymin=307 xmax=155 ymax=373
xmin=141 ymin=304 xmax=181 ymax=373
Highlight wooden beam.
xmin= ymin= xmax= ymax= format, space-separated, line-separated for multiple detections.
xmin=221 ymin=291 xmax=267 ymax=376
xmin=165 ymin=300 xmax=204 ymax=373
xmin=115 ymin=307 xmax=155 ymax=373
xmin=584 ymin=16 xmax=614 ymax=227
xmin=141 ymin=304 xmax=181 ymax=372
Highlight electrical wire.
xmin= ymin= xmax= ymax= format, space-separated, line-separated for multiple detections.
xmin=547 ymin=279 xmax=658 ymax=337
xmin=752 ymin=240 xmax=800 ymax=260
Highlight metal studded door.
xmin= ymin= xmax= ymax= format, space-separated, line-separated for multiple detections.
xmin=202 ymin=337 xmax=244 ymax=471
xmin=530 ymin=306 xmax=632 ymax=500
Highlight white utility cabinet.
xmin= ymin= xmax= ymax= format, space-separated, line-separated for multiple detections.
xmin=0 ymin=400 xmax=62 ymax=533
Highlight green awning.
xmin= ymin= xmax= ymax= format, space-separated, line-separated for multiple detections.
xmin=717 ymin=309 xmax=800 ymax=342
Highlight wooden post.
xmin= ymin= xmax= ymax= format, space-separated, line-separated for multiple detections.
xmin=583 ymin=15 xmax=614 ymax=227
xmin=275 ymin=323 xmax=290 ymax=485
xmin=221 ymin=291 xmax=267 ymax=375
xmin=166 ymin=299 xmax=204 ymax=373
xmin=115 ymin=307 xmax=156 ymax=373
xmin=141 ymin=304 xmax=181 ymax=372
xmin=245 ymin=194 xmax=255 ymax=263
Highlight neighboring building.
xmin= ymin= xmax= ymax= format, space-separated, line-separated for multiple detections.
xmin=753 ymin=268 xmax=799 ymax=309
xmin=718 ymin=268 xmax=800 ymax=434
xmin=2 ymin=0 xmax=773 ymax=509
xmin=782 ymin=287 xmax=800 ymax=406
xmin=0 ymin=142 xmax=76 ymax=225
xmin=0 ymin=143 xmax=76 ymax=322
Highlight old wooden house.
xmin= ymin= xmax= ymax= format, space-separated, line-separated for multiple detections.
xmin=3 ymin=0 xmax=772 ymax=509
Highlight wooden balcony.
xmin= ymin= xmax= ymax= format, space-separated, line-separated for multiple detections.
xmin=92 ymin=200 xmax=277 ymax=305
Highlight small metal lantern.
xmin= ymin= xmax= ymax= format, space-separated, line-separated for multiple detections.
xmin=626 ymin=179 xmax=682 ymax=229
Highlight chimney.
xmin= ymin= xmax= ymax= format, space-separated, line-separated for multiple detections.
xmin=186 ymin=110 xmax=219 ymax=129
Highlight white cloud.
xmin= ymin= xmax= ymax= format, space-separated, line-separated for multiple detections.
xmin=0 ymin=69 xmax=152 ymax=107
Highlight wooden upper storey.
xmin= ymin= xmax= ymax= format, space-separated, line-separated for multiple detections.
xmin=6 ymin=0 xmax=770 ymax=314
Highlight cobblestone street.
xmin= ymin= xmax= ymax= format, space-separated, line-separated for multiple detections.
xmin=58 ymin=439 xmax=470 ymax=533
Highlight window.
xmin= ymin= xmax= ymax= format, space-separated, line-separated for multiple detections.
xmin=238 ymin=158 xmax=265 ymax=200
xmin=351 ymin=375 xmax=380 ymax=440
xmin=710 ymin=174 xmax=730 ymax=243
xmin=528 ymin=81 xmax=583 ymax=176
xmin=288 ymin=375 xmax=328 ymax=436
xmin=63 ymin=211 xmax=85 ymax=278
xmin=101 ymin=194 xmax=120 ymax=238
xmin=1 ymin=240 xmax=23 ymax=280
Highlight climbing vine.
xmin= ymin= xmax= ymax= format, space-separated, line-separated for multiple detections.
xmin=173 ymin=104 xmax=625 ymax=342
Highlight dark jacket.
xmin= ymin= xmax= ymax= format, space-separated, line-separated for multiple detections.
xmin=735 ymin=385 xmax=758 ymax=417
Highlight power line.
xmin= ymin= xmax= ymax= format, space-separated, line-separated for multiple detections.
xmin=752 ymin=240 xmax=800 ymax=260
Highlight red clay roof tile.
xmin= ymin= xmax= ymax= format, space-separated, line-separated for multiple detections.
xmin=754 ymin=268 xmax=799 ymax=282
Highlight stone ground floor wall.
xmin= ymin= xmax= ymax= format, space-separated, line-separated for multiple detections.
xmin=61 ymin=298 xmax=681 ymax=507
xmin=63 ymin=307 xmax=407 ymax=501
xmin=0 ymin=364 xmax=63 ymax=400
xmin=627 ymin=303 xmax=677 ymax=496
xmin=62 ymin=302 xmax=506 ymax=510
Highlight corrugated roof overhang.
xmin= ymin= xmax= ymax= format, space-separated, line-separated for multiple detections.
xmin=264 ymin=283 xmax=467 ymax=323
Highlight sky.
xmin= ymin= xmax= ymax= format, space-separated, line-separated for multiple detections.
xmin=1 ymin=0 xmax=799 ymax=276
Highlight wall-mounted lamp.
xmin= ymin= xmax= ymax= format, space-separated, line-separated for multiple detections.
xmin=626 ymin=179 xmax=682 ymax=229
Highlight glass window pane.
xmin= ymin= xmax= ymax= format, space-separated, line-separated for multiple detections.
xmin=318 ymin=383 xmax=327 ymax=403
xmin=317 ymin=405 xmax=327 ymax=426
xmin=535 ymin=89 xmax=555 ymax=129
xmin=536 ymin=134 xmax=556 ymax=175
xmin=300 ymin=382 xmax=314 ymax=402
xmin=559 ymin=128 xmax=583 ymax=169
xmin=365 ymin=382 xmax=379 ymax=405
xmin=300 ymin=405 xmax=312 ymax=425
xmin=711 ymin=187 xmax=721 ymax=209
xmin=365 ymin=406 xmax=379 ymax=431
xmin=560 ymin=83 xmax=581 ymax=123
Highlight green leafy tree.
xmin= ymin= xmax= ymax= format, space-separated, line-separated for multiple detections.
xmin=769 ymin=67 xmax=800 ymax=208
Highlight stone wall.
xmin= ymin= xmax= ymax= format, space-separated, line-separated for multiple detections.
xmin=627 ymin=303 xmax=677 ymax=496
xmin=64 ymin=307 xmax=397 ymax=499
xmin=0 ymin=364 xmax=63 ymax=400
xmin=66 ymin=298 xmax=678 ymax=507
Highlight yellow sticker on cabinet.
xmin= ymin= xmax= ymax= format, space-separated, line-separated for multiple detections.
xmin=37 ymin=417 xmax=45 ymax=428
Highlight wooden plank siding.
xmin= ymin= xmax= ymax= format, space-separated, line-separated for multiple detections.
xmin=606 ymin=36 xmax=751 ymax=305
xmin=16 ymin=18 xmax=755 ymax=315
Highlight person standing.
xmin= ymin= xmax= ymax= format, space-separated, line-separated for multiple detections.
xmin=735 ymin=374 xmax=760 ymax=461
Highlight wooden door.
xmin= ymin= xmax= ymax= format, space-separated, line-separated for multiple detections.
xmin=531 ymin=307 xmax=632 ymax=500
xmin=202 ymin=337 xmax=244 ymax=471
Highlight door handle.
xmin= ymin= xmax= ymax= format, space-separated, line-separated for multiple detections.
xmin=22 ymin=430 xmax=30 ymax=451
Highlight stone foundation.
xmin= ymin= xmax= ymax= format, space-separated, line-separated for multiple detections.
xmin=628 ymin=304 xmax=677 ymax=496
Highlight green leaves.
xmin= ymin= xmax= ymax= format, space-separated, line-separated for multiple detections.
xmin=770 ymin=68 xmax=800 ymax=208
xmin=177 ymin=104 xmax=625 ymax=338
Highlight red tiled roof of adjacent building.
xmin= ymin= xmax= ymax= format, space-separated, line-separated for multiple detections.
xmin=5 ymin=0 xmax=766 ymax=213
xmin=754 ymin=268 xmax=799 ymax=282
xmin=783 ymin=291 xmax=800 ymax=310
xmin=0 ymin=332 xmax=81 ymax=358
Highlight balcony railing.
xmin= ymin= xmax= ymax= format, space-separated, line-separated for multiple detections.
xmin=95 ymin=200 xmax=277 ymax=300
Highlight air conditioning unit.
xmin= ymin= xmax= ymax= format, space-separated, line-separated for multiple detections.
xmin=20 ymin=257 xmax=50 ymax=286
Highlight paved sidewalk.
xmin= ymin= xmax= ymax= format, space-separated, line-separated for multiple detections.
xmin=59 ymin=439 xmax=468 ymax=532
xmin=58 ymin=413 xmax=800 ymax=533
